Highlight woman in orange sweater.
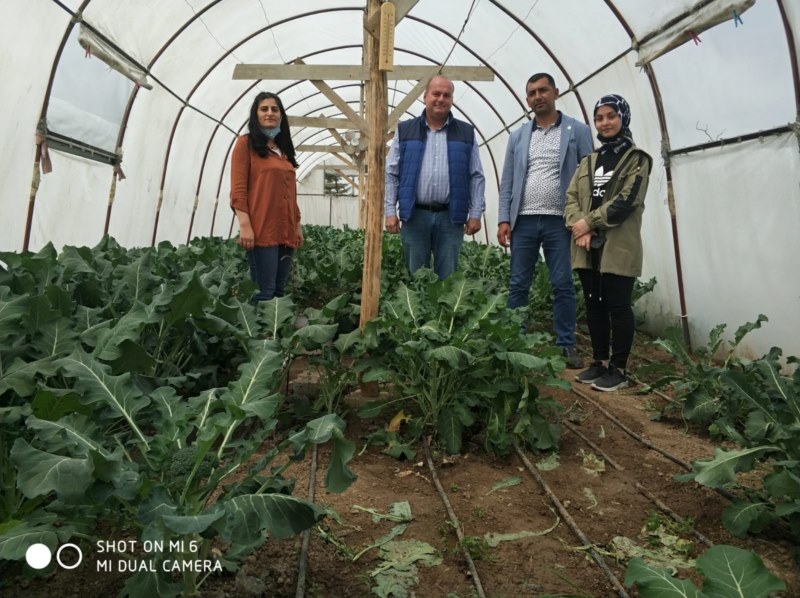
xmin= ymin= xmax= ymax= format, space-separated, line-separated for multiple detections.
xmin=230 ymin=92 xmax=303 ymax=302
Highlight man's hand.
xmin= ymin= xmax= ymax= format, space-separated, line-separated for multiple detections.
xmin=385 ymin=215 xmax=400 ymax=234
xmin=497 ymin=222 xmax=511 ymax=248
xmin=571 ymin=218 xmax=591 ymax=239
xmin=464 ymin=218 xmax=481 ymax=236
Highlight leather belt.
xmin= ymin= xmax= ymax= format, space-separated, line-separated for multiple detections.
xmin=414 ymin=202 xmax=448 ymax=212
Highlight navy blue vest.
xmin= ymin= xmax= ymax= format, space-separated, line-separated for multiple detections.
xmin=396 ymin=114 xmax=474 ymax=224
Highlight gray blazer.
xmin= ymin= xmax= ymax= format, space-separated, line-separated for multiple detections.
xmin=498 ymin=112 xmax=593 ymax=230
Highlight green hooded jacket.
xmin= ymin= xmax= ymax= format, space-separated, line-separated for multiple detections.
xmin=564 ymin=146 xmax=652 ymax=277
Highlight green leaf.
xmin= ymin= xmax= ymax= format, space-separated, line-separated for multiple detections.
xmin=258 ymin=296 xmax=295 ymax=338
xmin=88 ymin=303 xmax=152 ymax=361
xmin=535 ymin=453 xmax=560 ymax=471
xmin=333 ymin=328 xmax=362 ymax=354
xmin=485 ymin=476 xmax=522 ymax=495
xmin=30 ymin=317 xmax=78 ymax=358
xmin=731 ymin=315 xmax=768 ymax=349
xmin=120 ymin=569 xmax=183 ymax=598
xmin=437 ymin=408 xmax=463 ymax=455
xmin=161 ymin=511 xmax=226 ymax=534
xmin=624 ymin=557 xmax=705 ymax=597
xmin=0 ymin=357 xmax=59 ymax=397
xmin=25 ymin=414 xmax=111 ymax=457
xmin=0 ymin=520 xmax=59 ymax=561
xmin=304 ymin=414 xmax=357 ymax=492
xmin=427 ymin=345 xmax=473 ymax=369
xmin=0 ymin=295 xmax=29 ymax=341
xmin=497 ymin=351 xmax=549 ymax=371
xmin=166 ymin=270 xmax=212 ymax=325
xmin=293 ymin=323 xmax=339 ymax=348
xmin=764 ymin=469 xmax=800 ymax=500
xmin=222 ymin=494 xmax=324 ymax=543
xmin=696 ymin=545 xmax=785 ymax=598
xmin=59 ymin=349 xmax=150 ymax=447
xmin=676 ymin=447 xmax=778 ymax=488
xmin=721 ymin=500 xmax=773 ymax=538
xmin=10 ymin=438 xmax=94 ymax=502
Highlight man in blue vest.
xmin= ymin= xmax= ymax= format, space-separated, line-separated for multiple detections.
xmin=384 ymin=75 xmax=486 ymax=280
xmin=497 ymin=73 xmax=593 ymax=368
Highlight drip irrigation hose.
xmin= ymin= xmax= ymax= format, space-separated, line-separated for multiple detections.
xmin=563 ymin=420 xmax=625 ymax=471
xmin=295 ymin=443 xmax=319 ymax=598
xmin=513 ymin=443 xmax=631 ymax=598
xmin=422 ymin=437 xmax=487 ymax=598
xmin=569 ymin=385 xmax=693 ymax=470
xmin=634 ymin=482 xmax=715 ymax=548
xmin=564 ymin=420 xmax=714 ymax=549
xmin=568 ymin=385 xmax=738 ymax=502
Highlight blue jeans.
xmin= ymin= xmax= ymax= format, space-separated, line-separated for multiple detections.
xmin=507 ymin=215 xmax=576 ymax=348
xmin=400 ymin=209 xmax=464 ymax=280
xmin=247 ymin=245 xmax=294 ymax=303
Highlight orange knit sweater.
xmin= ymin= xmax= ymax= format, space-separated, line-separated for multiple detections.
xmin=230 ymin=135 xmax=301 ymax=248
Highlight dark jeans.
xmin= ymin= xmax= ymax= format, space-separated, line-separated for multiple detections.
xmin=247 ymin=245 xmax=294 ymax=303
xmin=400 ymin=208 xmax=464 ymax=280
xmin=507 ymin=215 xmax=576 ymax=348
xmin=577 ymin=269 xmax=635 ymax=369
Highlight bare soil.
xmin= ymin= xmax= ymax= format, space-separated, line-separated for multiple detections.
xmin=3 ymin=339 xmax=799 ymax=598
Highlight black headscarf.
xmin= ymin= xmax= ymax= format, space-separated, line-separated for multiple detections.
xmin=594 ymin=94 xmax=633 ymax=155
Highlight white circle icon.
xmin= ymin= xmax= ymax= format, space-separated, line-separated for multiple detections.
xmin=25 ymin=543 xmax=52 ymax=569
xmin=56 ymin=543 xmax=83 ymax=570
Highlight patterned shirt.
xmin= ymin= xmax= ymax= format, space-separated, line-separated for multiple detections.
xmin=519 ymin=114 xmax=563 ymax=216
xmin=385 ymin=114 xmax=486 ymax=220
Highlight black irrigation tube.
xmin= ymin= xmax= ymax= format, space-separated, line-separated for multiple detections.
xmin=634 ymin=482 xmax=714 ymax=548
xmin=294 ymin=443 xmax=319 ymax=598
xmin=567 ymin=384 xmax=739 ymax=503
xmin=569 ymin=384 xmax=694 ymax=471
xmin=422 ymin=437 xmax=487 ymax=598
xmin=562 ymin=419 xmax=714 ymax=549
xmin=513 ymin=443 xmax=631 ymax=598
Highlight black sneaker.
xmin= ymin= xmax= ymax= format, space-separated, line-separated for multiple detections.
xmin=591 ymin=366 xmax=629 ymax=392
xmin=562 ymin=346 xmax=583 ymax=369
xmin=575 ymin=361 xmax=607 ymax=384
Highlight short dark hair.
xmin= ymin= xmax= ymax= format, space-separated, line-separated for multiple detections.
xmin=247 ymin=91 xmax=297 ymax=167
xmin=527 ymin=73 xmax=556 ymax=88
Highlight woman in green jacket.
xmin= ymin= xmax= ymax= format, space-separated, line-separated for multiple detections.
xmin=565 ymin=95 xmax=652 ymax=392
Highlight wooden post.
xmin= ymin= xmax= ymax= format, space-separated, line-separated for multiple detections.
xmin=359 ymin=0 xmax=388 ymax=329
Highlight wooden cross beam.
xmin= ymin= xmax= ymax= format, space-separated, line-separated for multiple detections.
xmin=232 ymin=64 xmax=493 ymax=82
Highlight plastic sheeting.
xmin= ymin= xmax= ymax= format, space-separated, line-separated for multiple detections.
xmin=1 ymin=0 xmax=798 ymax=357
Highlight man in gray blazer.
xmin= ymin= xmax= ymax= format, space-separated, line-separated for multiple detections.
xmin=497 ymin=73 xmax=593 ymax=368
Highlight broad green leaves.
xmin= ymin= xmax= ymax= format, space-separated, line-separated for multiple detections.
xmin=626 ymin=546 xmax=785 ymax=598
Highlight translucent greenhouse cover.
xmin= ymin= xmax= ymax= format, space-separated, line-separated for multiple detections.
xmin=0 ymin=0 xmax=798 ymax=359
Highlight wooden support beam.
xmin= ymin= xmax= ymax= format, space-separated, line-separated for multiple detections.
xmin=332 ymin=152 xmax=357 ymax=168
xmin=334 ymin=168 xmax=359 ymax=190
xmin=296 ymin=145 xmax=341 ymax=153
xmin=295 ymin=58 xmax=370 ymax=135
xmin=386 ymin=78 xmax=427 ymax=130
xmin=289 ymin=115 xmax=360 ymax=129
xmin=360 ymin=0 xmax=388 ymax=329
xmin=365 ymin=0 xmax=418 ymax=39
xmin=232 ymin=63 xmax=493 ymax=82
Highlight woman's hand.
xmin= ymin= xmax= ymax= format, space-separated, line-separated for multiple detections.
xmin=238 ymin=222 xmax=255 ymax=250
xmin=571 ymin=218 xmax=591 ymax=239
xmin=575 ymin=232 xmax=592 ymax=251
xmin=295 ymin=224 xmax=304 ymax=248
